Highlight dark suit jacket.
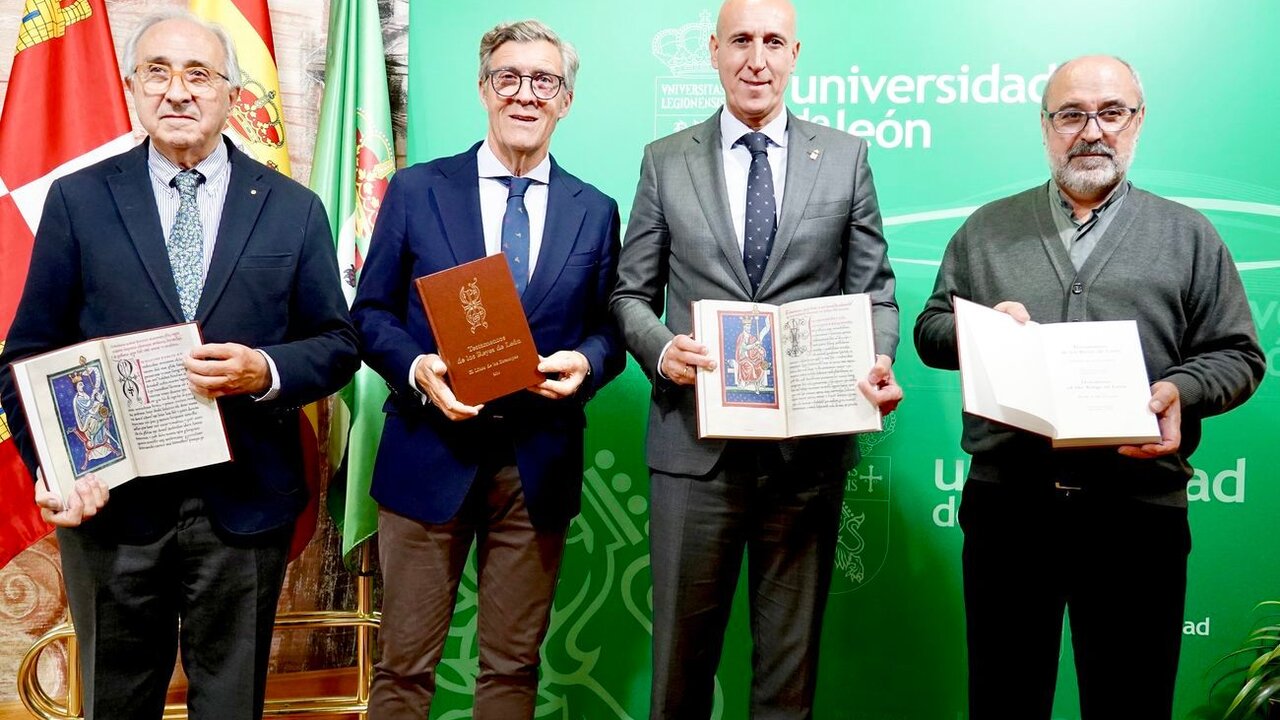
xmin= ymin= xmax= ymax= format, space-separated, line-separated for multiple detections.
xmin=0 ymin=138 xmax=359 ymax=542
xmin=611 ymin=110 xmax=900 ymax=477
xmin=351 ymin=144 xmax=624 ymax=530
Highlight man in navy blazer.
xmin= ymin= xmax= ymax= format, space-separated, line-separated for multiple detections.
xmin=0 ymin=11 xmax=358 ymax=719
xmin=351 ymin=20 xmax=623 ymax=720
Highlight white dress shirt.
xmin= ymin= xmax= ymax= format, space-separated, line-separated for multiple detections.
xmin=720 ymin=108 xmax=788 ymax=252
xmin=477 ymin=140 xmax=551 ymax=275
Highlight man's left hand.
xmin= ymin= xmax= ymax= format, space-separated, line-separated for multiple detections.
xmin=860 ymin=354 xmax=903 ymax=415
xmin=185 ymin=343 xmax=271 ymax=399
xmin=528 ymin=351 xmax=590 ymax=400
xmin=1118 ymin=381 xmax=1181 ymax=459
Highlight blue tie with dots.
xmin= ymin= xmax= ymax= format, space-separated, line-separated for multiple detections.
xmin=500 ymin=176 xmax=534 ymax=295
xmin=169 ymin=169 xmax=205 ymax=321
xmin=737 ymin=131 xmax=776 ymax=294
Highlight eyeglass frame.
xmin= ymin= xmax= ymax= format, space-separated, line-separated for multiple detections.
xmin=1042 ymin=105 xmax=1143 ymax=134
xmin=132 ymin=63 xmax=232 ymax=95
xmin=486 ymin=69 xmax=566 ymax=100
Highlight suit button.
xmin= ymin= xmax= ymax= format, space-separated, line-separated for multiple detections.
xmin=1071 ymin=282 xmax=1084 ymax=294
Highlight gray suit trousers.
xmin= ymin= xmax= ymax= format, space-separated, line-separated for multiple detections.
xmin=648 ymin=442 xmax=844 ymax=720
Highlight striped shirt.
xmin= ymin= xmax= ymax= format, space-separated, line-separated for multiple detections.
xmin=147 ymin=139 xmax=232 ymax=280
xmin=145 ymin=139 xmax=281 ymax=400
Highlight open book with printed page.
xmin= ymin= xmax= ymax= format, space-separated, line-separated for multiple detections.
xmin=9 ymin=322 xmax=230 ymax=503
xmin=692 ymin=294 xmax=882 ymax=439
xmin=953 ymin=295 xmax=1160 ymax=448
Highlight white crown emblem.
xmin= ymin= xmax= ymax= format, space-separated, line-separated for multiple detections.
xmin=651 ymin=11 xmax=716 ymax=77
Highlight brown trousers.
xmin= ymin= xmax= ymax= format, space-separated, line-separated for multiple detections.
xmin=369 ymin=463 xmax=567 ymax=720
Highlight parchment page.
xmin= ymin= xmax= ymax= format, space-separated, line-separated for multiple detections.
xmin=102 ymin=323 xmax=230 ymax=476
xmin=779 ymin=294 xmax=881 ymax=436
xmin=692 ymin=299 xmax=788 ymax=439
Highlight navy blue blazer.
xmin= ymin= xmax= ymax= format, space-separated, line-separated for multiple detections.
xmin=0 ymin=139 xmax=360 ymax=541
xmin=351 ymin=144 xmax=624 ymax=529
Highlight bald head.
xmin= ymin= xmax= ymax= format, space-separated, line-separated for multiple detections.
xmin=711 ymin=0 xmax=799 ymax=128
xmin=716 ymin=0 xmax=796 ymax=38
xmin=1042 ymin=55 xmax=1143 ymax=112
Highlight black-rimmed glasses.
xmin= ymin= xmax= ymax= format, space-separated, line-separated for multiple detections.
xmin=1043 ymin=106 xmax=1142 ymax=134
xmin=487 ymin=69 xmax=565 ymax=100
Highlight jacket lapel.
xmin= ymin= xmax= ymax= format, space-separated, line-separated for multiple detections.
xmin=107 ymin=141 xmax=185 ymax=323
xmin=197 ymin=142 xmax=267 ymax=321
xmin=433 ymin=146 xmax=486 ymax=266
xmin=760 ymin=112 xmax=819 ymax=293
xmin=522 ymin=159 xmax=585 ymax=315
xmin=687 ymin=112 xmax=752 ymax=295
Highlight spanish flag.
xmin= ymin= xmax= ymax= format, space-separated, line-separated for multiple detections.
xmin=189 ymin=1 xmax=322 ymax=560
xmin=189 ymin=0 xmax=291 ymax=174
xmin=0 ymin=0 xmax=133 ymax=569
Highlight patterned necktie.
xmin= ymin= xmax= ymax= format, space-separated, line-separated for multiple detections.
xmin=737 ymin=132 xmax=777 ymax=294
xmin=168 ymin=169 xmax=205 ymax=321
xmin=500 ymin=176 xmax=535 ymax=295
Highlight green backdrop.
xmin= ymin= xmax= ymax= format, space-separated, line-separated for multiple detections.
xmin=405 ymin=2 xmax=1280 ymax=717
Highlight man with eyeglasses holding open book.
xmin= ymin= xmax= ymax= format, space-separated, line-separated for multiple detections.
xmin=914 ymin=54 xmax=1265 ymax=719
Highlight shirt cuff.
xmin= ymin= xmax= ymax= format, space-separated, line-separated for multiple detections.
xmin=656 ymin=339 xmax=675 ymax=380
xmin=409 ymin=354 xmax=430 ymax=405
xmin=253 ymin=349 xmax=281 ymax=402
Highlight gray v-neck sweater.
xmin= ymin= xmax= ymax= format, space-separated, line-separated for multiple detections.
xmin=914 ymin=183 xmax=1265 ymax=505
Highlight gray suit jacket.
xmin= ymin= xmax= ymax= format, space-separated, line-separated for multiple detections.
xmin=611 ymin=109 xmax=899 ymax=476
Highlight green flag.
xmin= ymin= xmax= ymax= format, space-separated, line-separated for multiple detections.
xmin=310 ymin=0 xmax=394 ymax=565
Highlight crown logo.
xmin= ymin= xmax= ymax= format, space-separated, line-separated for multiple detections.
xmin=227 ymin=74 xmax=287 ymax=149
xmin=651 ymin=11 xmax=716 ymax=77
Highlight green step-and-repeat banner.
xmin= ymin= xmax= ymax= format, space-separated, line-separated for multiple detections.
xmin=405 ymin=2 xmax=1280 ymax=717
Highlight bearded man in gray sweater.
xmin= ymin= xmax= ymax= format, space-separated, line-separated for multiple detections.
xmin=914 ymin=55 xmax=1265 ymax=719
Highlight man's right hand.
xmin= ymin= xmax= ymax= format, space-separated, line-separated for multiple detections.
xmin=414 ymin=353 xmax=483 ymax=421
xmin=35 ymin=472 xmax=109 ymax=527
xmin=659 ymin=334 xmax=718 ymax=387
xmin=993 ymin=300 xmax=1031 ymax=323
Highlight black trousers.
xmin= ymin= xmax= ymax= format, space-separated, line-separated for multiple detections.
xmin=960 ymin=478 xmax=1190 ymax=720
xmin=57 ymin=497 xmax=291 ymax=720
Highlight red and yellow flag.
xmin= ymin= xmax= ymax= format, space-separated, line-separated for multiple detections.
xmin=190 ymin=1 xmax=321 ymax=559
xmin=189 ymin=0 xmax=291 ymax=174
xmin=0 ymin=0 xmax=133 ymax=569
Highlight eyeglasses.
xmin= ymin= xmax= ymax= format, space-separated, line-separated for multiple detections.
xmin=487 ymin=69 xmax=565 ymax=100
xmin=1043 ymin=106 xmax=1142 ymax=134
xmin=133 ymin=63 xmax=230 ymax=95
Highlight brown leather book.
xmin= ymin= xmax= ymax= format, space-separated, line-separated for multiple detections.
xmin=413 ymin=253 xmax=543 ymax=405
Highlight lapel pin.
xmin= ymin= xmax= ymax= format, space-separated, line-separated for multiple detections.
xmin=808 ymin=149 xmax=821 ymax=161
xmin=250 ymin=188 xmax=258 ymax=195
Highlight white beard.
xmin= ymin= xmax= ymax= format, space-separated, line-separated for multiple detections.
xmin=1046 ymin=138 xmax=1138 ymax=196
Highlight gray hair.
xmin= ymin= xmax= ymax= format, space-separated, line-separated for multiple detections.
xmin=478 ymin=20 xmax=579 ymax=93
xmin=1041 ymin=55 xmax=1144 ymax=111
xmin=120 ymin=9 xmax=241 ymax=88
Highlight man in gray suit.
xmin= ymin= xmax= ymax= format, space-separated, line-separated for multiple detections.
xmin=611 ymin=0 xmax=902 ymax=716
